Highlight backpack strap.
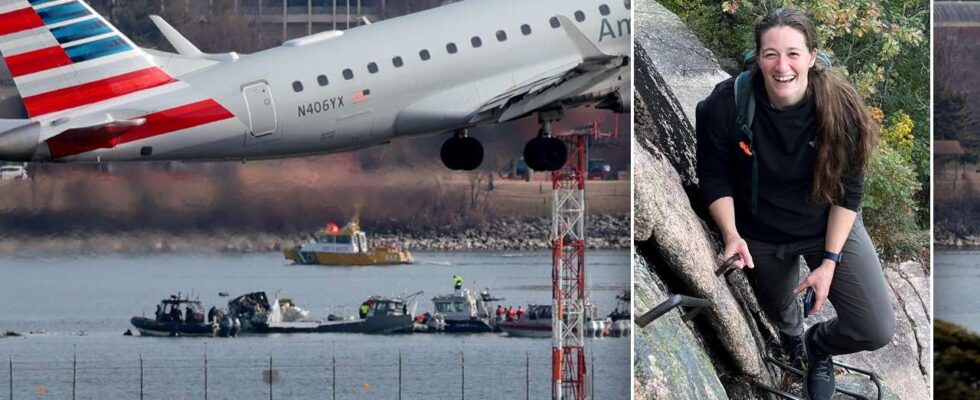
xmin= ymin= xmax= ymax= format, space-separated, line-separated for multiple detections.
xmin=733 ymin=71 xmax=759 ymax=216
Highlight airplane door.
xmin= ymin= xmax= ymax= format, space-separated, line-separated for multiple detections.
xmin=242 ymin=82 xmax=278 ymax=145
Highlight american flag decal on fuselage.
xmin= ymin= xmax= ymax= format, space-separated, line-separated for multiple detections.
xmin=0 ymin=0 xmax=177 ymax=119
xmin=352 ymin=89 xmax=371 ymax=104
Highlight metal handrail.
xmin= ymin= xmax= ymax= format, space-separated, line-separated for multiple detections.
xmin=636 ymin=255 xmax=740 ymax=328
xmin=635 ymin=294 xmax=710 ymax=328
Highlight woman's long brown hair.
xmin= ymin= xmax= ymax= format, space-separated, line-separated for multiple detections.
xmin=752 ymin=8 xmax=879 ymax=205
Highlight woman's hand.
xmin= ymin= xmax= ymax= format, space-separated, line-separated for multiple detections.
xmin=794 ymin=260 xmax=836 ymax=315
xmin=722 ymin=237 xmax=754 ymax=269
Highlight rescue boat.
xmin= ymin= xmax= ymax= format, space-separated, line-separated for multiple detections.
xmin=284 ymin=216 xmax=413 ymax=266
xmin=423 ymin=288 xmax=504 ymax=333
xmin=130 ymin=294 xmax=218 ymax=337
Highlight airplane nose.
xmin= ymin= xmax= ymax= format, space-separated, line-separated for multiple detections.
xmin=0 ymin=122 xmax=41 ymax=161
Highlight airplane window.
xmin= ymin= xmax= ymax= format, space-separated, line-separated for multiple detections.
xmin=575 ymin=11 xmax=585 ymax=22
xmin=393 ymin=56 xmax=403 ymax=67
xmin=599 ymin=4 xmax=610 ymax=15
xmin=446 ymin=42 xmax=457 ymax=54
xmin=343 ymin=69 xmax=353 ymax=80
xmin=317 ymin=75 xmax=328 ymax=86
xmin=292 ymin=81 xmax=303 ymax=92
xmin=624 ymin=0 xmax=631 ymax=10
xmin=419 ymin=49 xmax=430 ymax=61
xmin=549 ymin=17 xmax=560 ymax=28
xmin=496 ymin=30 xmax=507 ymax=42
xmin=368 ymin=62 xmax=378 ymax=74
xmin=471 ymin=36 xmax=482 ymax=48
xmin=521 ymin=24 xmax=532 ymax=35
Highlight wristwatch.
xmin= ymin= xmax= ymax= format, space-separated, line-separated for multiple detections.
xmin=823 ymin=251 xmax=842 ymax=264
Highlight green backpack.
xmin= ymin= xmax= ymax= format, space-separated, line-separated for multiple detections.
xmin=732 ymin=51 xmax=832 ymax=216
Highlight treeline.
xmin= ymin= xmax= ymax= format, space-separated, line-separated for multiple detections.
xmin=935 ymin=319 xmax=980 ymax=398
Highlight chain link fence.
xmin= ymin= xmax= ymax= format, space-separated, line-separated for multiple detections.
xmin=2 ymin=349 xmax=624 ymax=399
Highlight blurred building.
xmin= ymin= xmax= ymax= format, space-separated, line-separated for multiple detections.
xmin=95 ymin=0 xmax=457 ymax=42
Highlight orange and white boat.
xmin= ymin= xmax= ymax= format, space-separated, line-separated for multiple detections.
xmin=284 ymin=217 xmax=413 ymax=266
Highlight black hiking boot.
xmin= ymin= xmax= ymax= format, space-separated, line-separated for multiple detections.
xmin=803 ymin=326 xmax=835 ymax=400
xmin=780 ymin=331 xmax=807 ymax=372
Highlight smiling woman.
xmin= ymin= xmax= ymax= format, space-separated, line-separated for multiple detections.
xmin=757 ymin=26 xmax=814 ymax=109
xmin=694 ymin=7 xmax=888 ymax=400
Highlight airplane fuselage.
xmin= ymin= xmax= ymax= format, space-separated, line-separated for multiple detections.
xmin=56 ymin=0 xmax=629 ymax=162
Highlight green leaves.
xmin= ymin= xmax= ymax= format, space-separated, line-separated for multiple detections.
xmin=862 ymin=144 xmax=924 ymax=260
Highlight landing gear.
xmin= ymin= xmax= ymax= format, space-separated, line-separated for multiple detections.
xmin=440 ymin=129 xmax=483 ymax=171
xmin=523 ymin=112 xmax=568 ymax=171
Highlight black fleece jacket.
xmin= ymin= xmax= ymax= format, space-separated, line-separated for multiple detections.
xmin=695 ymin=76 xmax=863 ymax=244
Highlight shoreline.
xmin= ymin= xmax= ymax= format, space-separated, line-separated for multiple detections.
xmin=934 ymin=226 xmax=980 ymax=249
xmin=0 ymin=215 xmax=629 ymax=254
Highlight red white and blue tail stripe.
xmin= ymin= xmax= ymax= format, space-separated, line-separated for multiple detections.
xmin=0 ymin=0 xmax=176 ymax=119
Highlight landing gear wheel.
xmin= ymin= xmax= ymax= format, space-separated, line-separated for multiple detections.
xmin=458 ymin=137 xmax=483 ymax=171
xmin=441 ymin=138 xmax=461 ymax=170
xmin=440 ymin=135 xmax=484 ymax=171
xmin=523 ymin=136 xmax=567 ymax=171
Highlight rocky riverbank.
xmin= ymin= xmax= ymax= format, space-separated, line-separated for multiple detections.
xmin=934 ymin=224 xmax=980 ymax=248
xmin=0 ymin=214 xmax=628 ymax=254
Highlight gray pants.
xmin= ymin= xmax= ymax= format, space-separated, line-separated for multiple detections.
xmin=743 ymin=217 xmax=895 ymax=356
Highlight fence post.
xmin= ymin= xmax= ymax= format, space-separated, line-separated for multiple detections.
xmin=526 ymin=351 xmax=530 ymax=400
xmin=72 ymin=347 xmax=76 ymax=400
xmin=398 ymin=351 xmax=402 ymax=400
xmin=591 ymin=348 xmax=595 ymax=399
xmin=139 ymin=354 xmax=143 ymax=400
xmin=460 ymin=351 xmax=464 ymax=400
xmin=204 ymin=349 xmax=208 ymax=400
xmin=9 ymin=356 xmax=12 ymax=400
xmin=331 ymin=357 xmax=336 ymax=400
xmin=269 ymin=354 xmax=273 ymax=400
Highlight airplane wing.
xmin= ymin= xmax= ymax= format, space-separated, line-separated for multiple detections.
xmin=472 ymin=15 xmax=628 ymax=124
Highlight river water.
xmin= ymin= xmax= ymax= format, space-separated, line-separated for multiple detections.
xmin=936 ymin=249 xmax=980 ymax=333
xmin=0 ymin=250 xmax=629 ymax=399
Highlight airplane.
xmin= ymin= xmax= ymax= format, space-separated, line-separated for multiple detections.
xmin=0 ymin=0 xmax=630 ymax=171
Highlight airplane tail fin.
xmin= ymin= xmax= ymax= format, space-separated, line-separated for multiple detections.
xmin=0 ymin=0 xmax=176 ymax=119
